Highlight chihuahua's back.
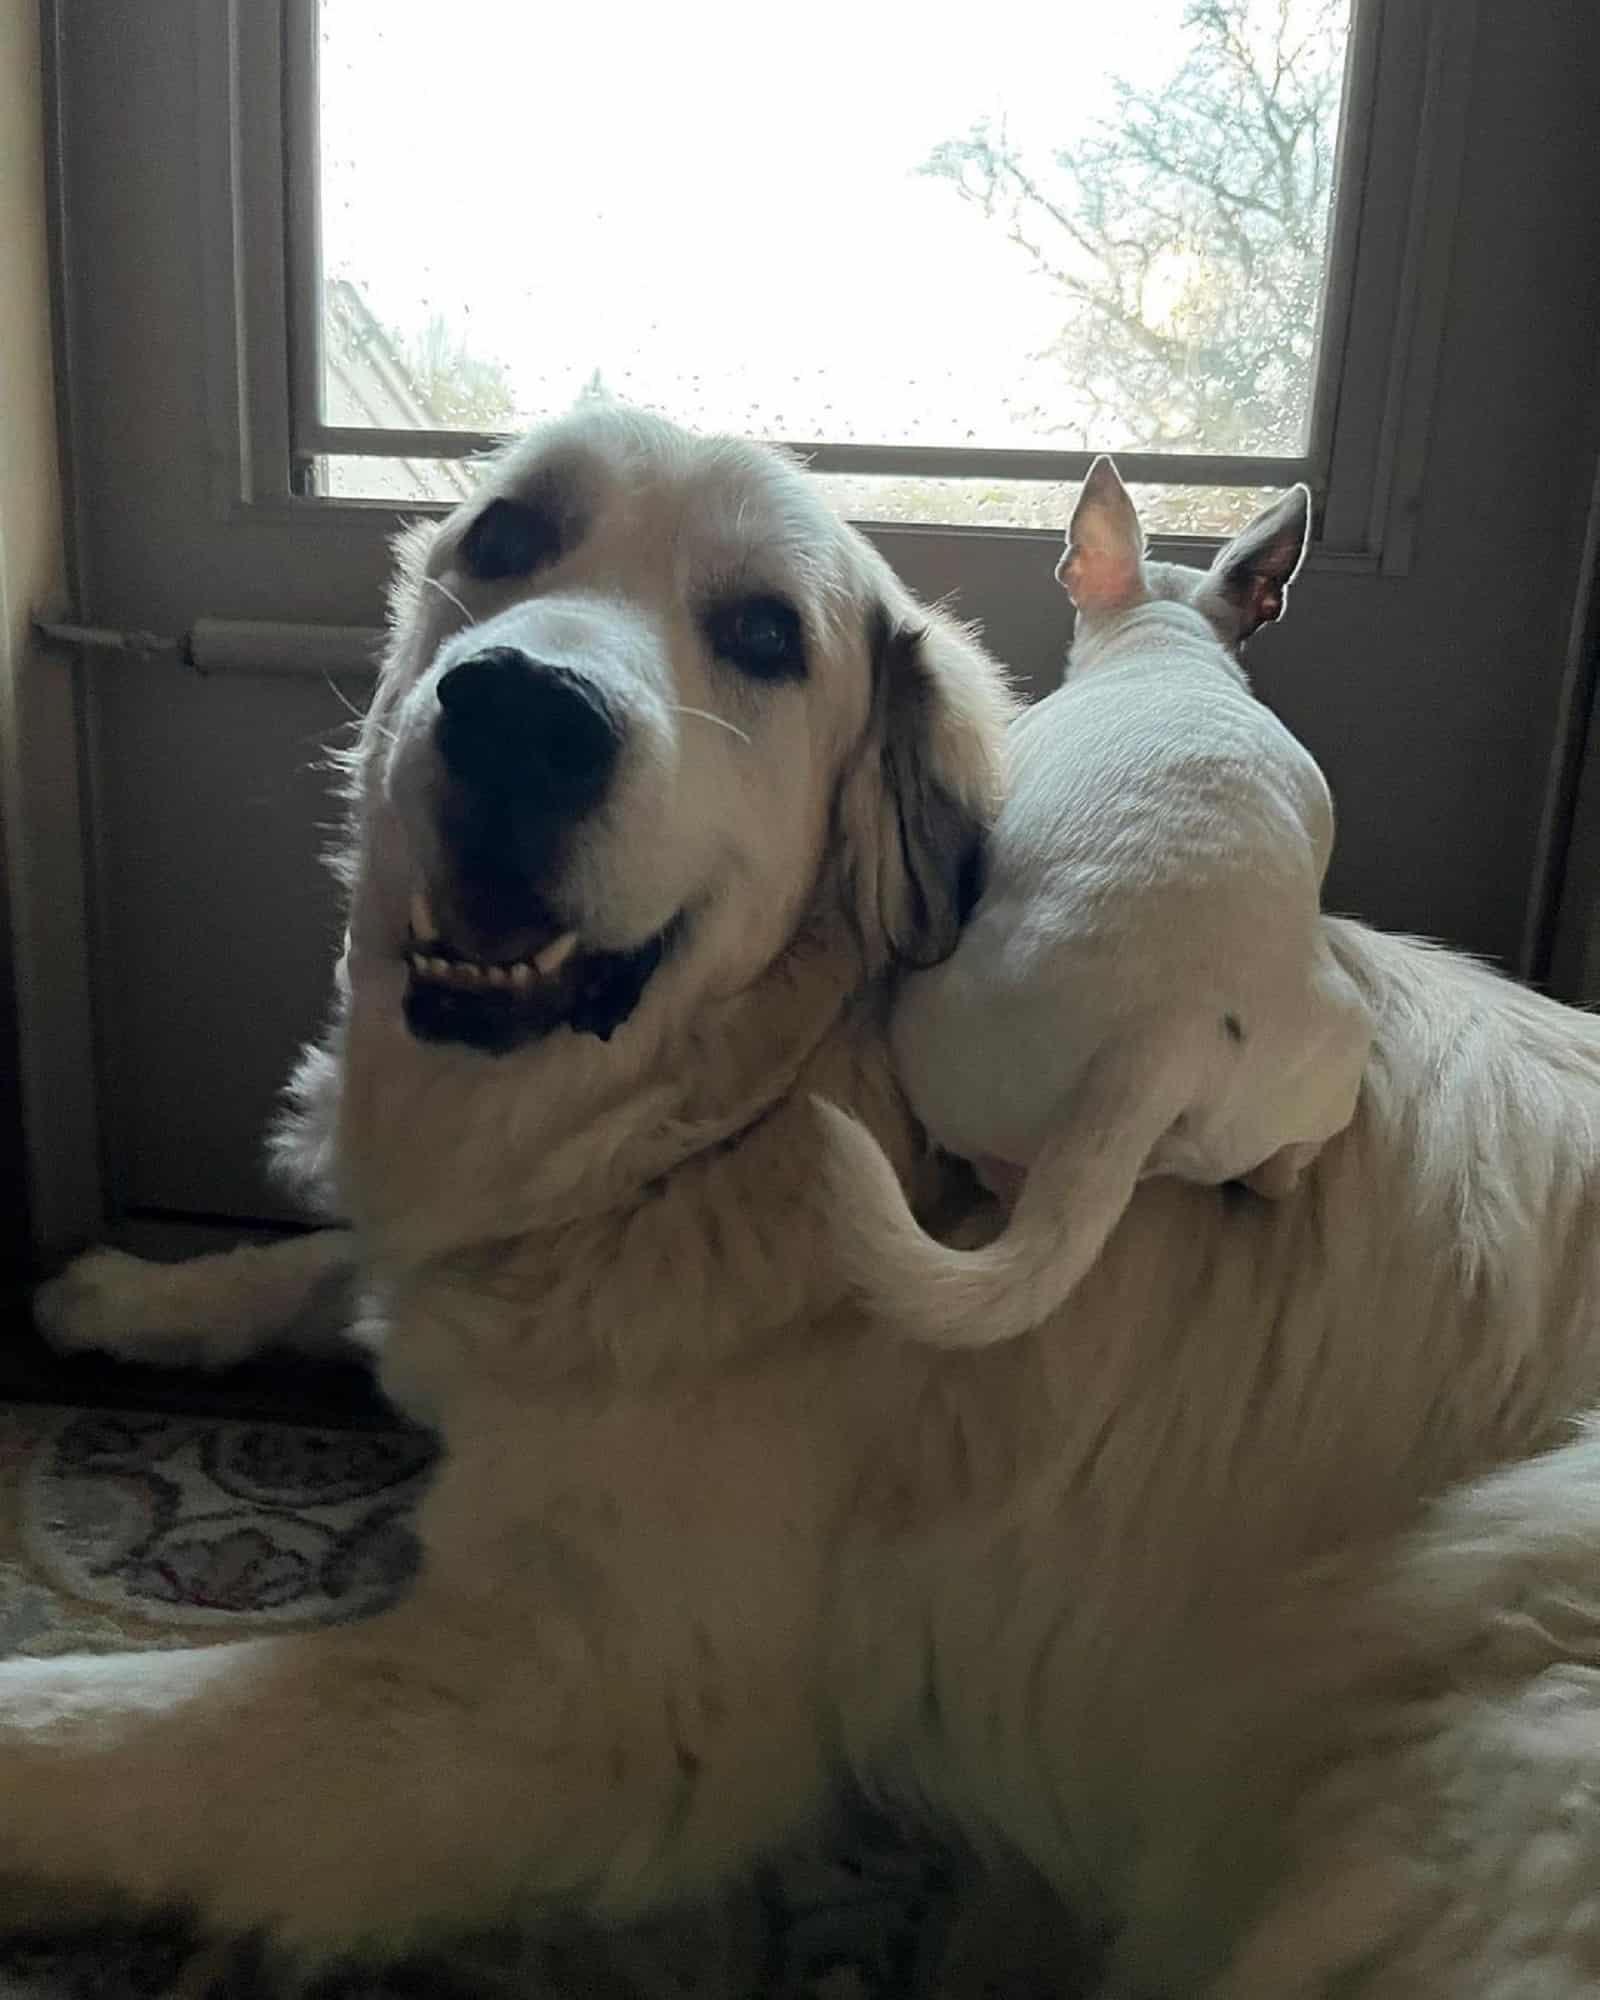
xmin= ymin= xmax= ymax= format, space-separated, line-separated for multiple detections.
xmin=820 ymin=460 xmax=1372 ymax=1350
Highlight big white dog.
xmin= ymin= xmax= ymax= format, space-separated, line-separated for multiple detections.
xmin=27 ymin=404 xmax=1600 ymax=1998
xmin=821 ymin=457 xmax=1373 ymax=1349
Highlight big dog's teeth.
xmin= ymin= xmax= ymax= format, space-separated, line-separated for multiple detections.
xmin=484 ymin=965 xmax=509 ymax=988
xmin=534 ymin=932 xmax=579 ymax=976
xmin=510 ymin=963 xmax=534 ymax=989
xmin=410 ymin=888 xmax=436 ymax=939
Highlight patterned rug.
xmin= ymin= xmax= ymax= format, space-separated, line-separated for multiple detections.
xmin=0 ymin=1404 xmax=1098 ymax=1999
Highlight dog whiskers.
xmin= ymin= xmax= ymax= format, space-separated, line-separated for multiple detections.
xmin=671 ymin=704 xmax=751 ymax=746
xmin=424 ymin=575 xmax=473 ymax=622
xmin=321 ymin=674 xmax=396 ymax=746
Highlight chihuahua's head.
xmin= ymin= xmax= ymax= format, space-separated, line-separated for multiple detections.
xmin=1056 ymin=456 xmax=1312 ymax=655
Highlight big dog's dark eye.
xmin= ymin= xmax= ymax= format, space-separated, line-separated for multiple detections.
xmin=705 ymin=595 xmax=807 ymax=682
xmin=458 ymin=497 xmax=563 ymax=582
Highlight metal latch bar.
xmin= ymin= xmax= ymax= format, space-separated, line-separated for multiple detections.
xmin=34 ymin=618 xmax=385 ymax=679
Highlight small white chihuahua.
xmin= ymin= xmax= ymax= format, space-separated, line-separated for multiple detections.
xmin=821 ymin=457 xmax=1372 ymax=1350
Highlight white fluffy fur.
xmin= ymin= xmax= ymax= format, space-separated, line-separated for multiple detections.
xmin=820 ymin=463 xmax=1373 ymax=1349
xmin=24 ymin=406 xmax=1600 ymax=1997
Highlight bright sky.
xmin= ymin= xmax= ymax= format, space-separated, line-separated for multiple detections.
xmin=318 ymin=1 xmax=1342 ymax=452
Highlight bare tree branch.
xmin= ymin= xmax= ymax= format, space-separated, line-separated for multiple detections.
xmin=921 ymin=0 xmax=1347 ymax=454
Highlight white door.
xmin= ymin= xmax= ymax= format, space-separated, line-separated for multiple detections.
xmin=40 ymin=0 xmax=1600 ymax=1233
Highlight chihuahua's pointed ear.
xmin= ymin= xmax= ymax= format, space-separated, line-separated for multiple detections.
xmin=1055 ymin=456 xmax=1147 ymax=616
xmin=1205 ymin=484 xmax=1312 ymax=642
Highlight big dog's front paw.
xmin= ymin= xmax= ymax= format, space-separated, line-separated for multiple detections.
xmin=32 ymin=1246 xmax=218 ymax=1364
xmin=33 ymin=1234 xmax=350 ymax=1371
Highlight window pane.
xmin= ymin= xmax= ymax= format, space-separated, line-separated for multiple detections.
xmin=316 ymin=0 xmax=1352 ymax=459
xmin=315 ymin=455 xmax=1280 ymax=538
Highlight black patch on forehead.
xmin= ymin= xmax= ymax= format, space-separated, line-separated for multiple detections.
xmin=456 ymin=460 xmax=588 ymax=583
xmin=458 ymin=497 xmax=561 ymax=581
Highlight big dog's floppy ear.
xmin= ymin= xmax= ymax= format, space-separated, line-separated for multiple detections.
xmin=1200 ymin=484 xmax=1312 ymax=644
xmin=837 ymin=604 xmax=1014 ymax=973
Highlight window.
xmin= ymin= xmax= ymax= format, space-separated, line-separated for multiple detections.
xmin=62 ymin=0 xmax=1600 ymax=1242
xmin=298 ymin=0 xmax=1359 ymax=532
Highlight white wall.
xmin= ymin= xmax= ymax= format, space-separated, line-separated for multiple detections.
xmin=0 ymin=0 xmax=99 ymax=1260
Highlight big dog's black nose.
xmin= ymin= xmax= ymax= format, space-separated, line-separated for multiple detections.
xmin=435 ymin=648 xmax=620 ymax=816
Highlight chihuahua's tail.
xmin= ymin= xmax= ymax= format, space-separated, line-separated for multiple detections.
xmin=815 ymin=1032 xmax=1202 ymax=1349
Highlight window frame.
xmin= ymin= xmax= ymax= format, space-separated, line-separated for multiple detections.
xmin=213 ymin=0 xmax=1476 ymax=575
xmin=40 ymin=0 xmax=1600 ymax=1247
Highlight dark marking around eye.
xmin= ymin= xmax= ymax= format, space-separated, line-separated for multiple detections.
xmin=704 ymin=594 xmax=807 ymax=683
xmin=459 ymin=496 xmax=564 ymax=582
xmin=1223 ymin=1013 xmax=1245 ymax=1042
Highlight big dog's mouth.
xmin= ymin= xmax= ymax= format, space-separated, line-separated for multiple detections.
xmin=401 ymin=888 xmax=678 ymax=1054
